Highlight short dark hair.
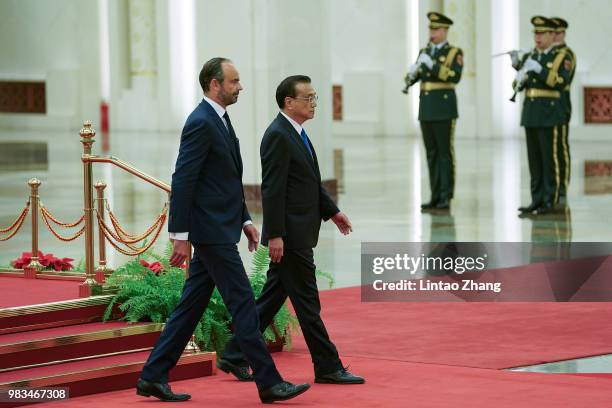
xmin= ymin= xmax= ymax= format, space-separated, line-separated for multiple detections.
xmin=199 ymin=57 xmax=231 ymax=93
xmin=275 ymin=75 xmax=311 ymax=109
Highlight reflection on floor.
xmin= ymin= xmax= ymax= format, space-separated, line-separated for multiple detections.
xmin=1 ymin=130 xmax=611 ymax=288
xmin=510 ymin=354 xmax=612 ymax=373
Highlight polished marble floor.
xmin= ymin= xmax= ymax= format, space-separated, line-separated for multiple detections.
xmin=510 ymin=354 xmax=612 ymax=374
xmin=1 ymin=129 xmax=611 ymax=288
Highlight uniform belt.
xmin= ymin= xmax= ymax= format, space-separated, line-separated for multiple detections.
xmin=525 ymin=89 xmax=560 ymax=98
xmin=420 ymin=82 xmax=455 ymax=91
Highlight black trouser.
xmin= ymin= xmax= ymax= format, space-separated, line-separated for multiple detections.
xmin=524 ymin=126 xmax=560 ymax=206
xmin=222 ymin=248 xmax=342 ymax=377
xmin=140 ymin=243 xmax=282 ymax=390
xmin=420 ymin=120 xmax=455 ymax=203
xmin=555 ymin=123 xmax=570 ymax=197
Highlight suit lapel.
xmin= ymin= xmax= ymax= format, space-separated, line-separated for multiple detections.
xmin=202 ymin=100 xmax=240 ymax=174
xmin=277 ymin=114 xmax=317 ymax=173
xmin=310 ymin=142 xmax=322 ymax=180
xmin=227 ymin=123 xmax=243 ymax=174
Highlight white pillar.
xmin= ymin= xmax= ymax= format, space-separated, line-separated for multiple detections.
xmin=113 ymin=0 xmax=161 ymax=130
xmin=128 ymin=0 xmax=157 ymax=80
xmin=444 ymin=0 xmax=476 ymax=137
xmin=490 ymin=0 xmax=520 ymax=138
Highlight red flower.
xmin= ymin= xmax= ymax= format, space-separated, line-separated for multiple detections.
xmin=12 ymin=252 xmax=32 ymax=269
xmin=12 ymin=251 xmax=43 ymax=269
xmin=52 ymin=257 xmax=74 ymax=271
xmin=39 ymin=252 xmax=56 ymax=268
xmin=11 ymin=251 xmax=73 ymax=271
xmin=139 ymin=259 xmax=163 ymax=275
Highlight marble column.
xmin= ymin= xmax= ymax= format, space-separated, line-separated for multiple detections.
xmin=443 ymin=0 xmax=476 ymax=137
xmin=114 ymin=0 xmax=160 ymax=130
xmin=128 ymin=0 xmax=157 ymax=83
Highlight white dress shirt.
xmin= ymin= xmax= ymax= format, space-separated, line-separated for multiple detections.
xmin=429 ymin=40 xmax=448 ymax=54
xmin=534 ymin=45 xmax=554 ymax=61
xmin=170 ymin=96 xmax=251 ymax=242
xmin=280 ymin=111 xmax=304 ymax=135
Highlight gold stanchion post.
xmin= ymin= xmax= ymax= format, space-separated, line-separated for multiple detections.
xmin=95 ymin=180 xmax=113 ymax=283
xmin=183 ymin=334 xmax=201 ymax=354
xmin=24 ymin=178 xmax=42 ymax=278
xmin=79 ymin=121 xmax=102 ymax=297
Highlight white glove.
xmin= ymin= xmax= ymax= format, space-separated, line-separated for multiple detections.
xmin=514 ymin=69 xmax=527 ymax=86
xmin=417 ymin=53 xmax=434 ymax=69
xmin=509 ymin=50 xmax=520 ymax=67
xmin=408 ymin=63 xmax=419 ymax=77
xmin=523 ymin=58 xmax=542 ymax=74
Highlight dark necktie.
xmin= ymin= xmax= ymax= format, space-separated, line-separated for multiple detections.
xmin=300 ymin=129 xmax=313 ymax=157
xmin=222 ymin=112 xmax=239 ymax=165
xmin=222 ymin=111 xmax=233 ymax=135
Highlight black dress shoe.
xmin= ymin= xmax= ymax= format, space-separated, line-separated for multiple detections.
xmin=136 ymin=378 xmax=191 ymax=402
xmin=533 ymin=202 xmax=556 ymax=215
xmin=259 ymin=381 xmax=310 ymax=404
xmin=434 ymin=198 xmax=450 ymax=210
xmin=421 ymin=200 xmax=437 ymax=210
xmin=518 ymin=202 xmax=540 ymax=213
xmin=315 ymin=368 xmax=365 ymax=384
xmin=217 ymin=358 xmax=253 ymax=381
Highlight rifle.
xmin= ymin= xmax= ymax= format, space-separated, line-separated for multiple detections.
xmin=509 ymin=49 xmax=535 ymax=102
xmin=491 ymin=47 xmax=530 ymax=58
xmin=402 ymin=46 xmax=434 ymax=95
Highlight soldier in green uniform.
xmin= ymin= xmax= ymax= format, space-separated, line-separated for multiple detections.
xmin=404 ymin=11 xmax=463 ymax=211
xmin=550 ymin=17 xmax=576 ymax=203
xmin=515 ymin=16 xmax=573 ymax=215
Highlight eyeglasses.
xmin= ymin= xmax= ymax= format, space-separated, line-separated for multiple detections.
xmin=292 ymin=94 xmax=318 ymax=104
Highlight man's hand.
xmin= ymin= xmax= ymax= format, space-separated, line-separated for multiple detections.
xmin=417 ymin=53 xmax=434 ymax=70
xmin=407 ymin=63 xmax=419 ymax=77
xmin=243 ymin=224 xmax=260 ymax=252
xmin=514 ymin=68 xmax=528 ymax=88
xmin=523 ymin=58 xmax=543 ymax=74
xmin=331 ymin=212 xmax=353 ymax=235
xmin=170 ymin=239 xmax=191 ymax=267
xmin=268 ymin=237 xmax=284 ymax=263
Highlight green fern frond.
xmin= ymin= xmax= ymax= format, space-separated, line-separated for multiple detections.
xmin=101 ymin=240 xmax=312 ymax=353
xmin=316 ymin=267 xmax=335 ymax=289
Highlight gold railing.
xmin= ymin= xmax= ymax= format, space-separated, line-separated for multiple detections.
xmin=87 ymin=156 xmax=170 ymax=193
xmin=1 ymin=121 xmax=179 ymax=297
xmin=78 ymin=121 xmax=172 ymax=297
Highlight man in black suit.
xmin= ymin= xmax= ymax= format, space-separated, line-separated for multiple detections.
xmin=218 ymin=75 xmax=364 ymax=385
xmin=136 ymin=58 xmax=309 ymax=404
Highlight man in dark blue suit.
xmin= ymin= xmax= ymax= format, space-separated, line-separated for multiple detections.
xmin=136 ymin=58 xmax=309 ymax=404
xmin=218 ymin=75 xmax=364 ymax=385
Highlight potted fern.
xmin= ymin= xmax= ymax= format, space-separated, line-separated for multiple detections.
xmin=103 ymin=244 xmax=334 ymax=355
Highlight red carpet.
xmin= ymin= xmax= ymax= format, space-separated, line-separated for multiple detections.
xmin=18 ymin=286 xmax=612 ymax=406
xmin=33 ymin=353 xmax=612 ymax=408
xmin=287 ymin=286 xmax=612 ymax=369
xmin=0 ymin=351 xmax=153 ymax=383
xmin=0 ymin=277 xmax=80 ymax=308
xmin=0 ymin=322 xmax=130 ymax=345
